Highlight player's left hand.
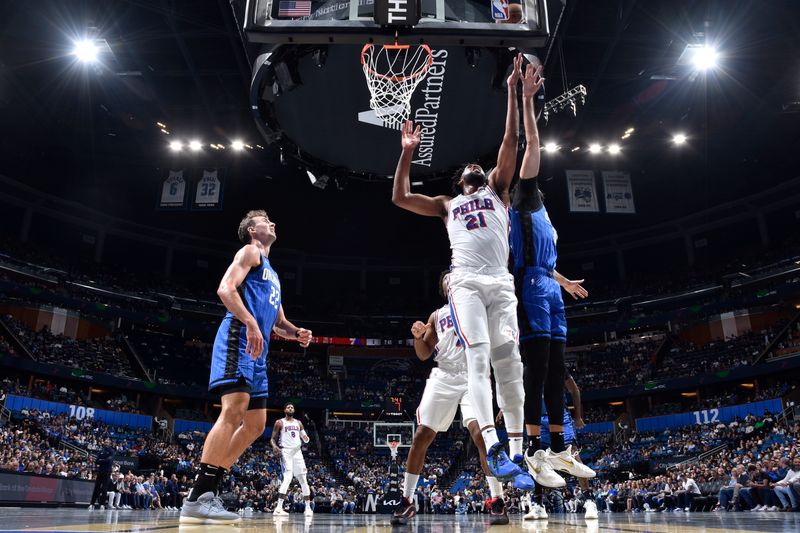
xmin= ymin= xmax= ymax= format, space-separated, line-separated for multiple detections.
xmin=521 ymin=63 xmax=545 ymax=99
xmin=296 ymin=328 xmax=313 ymax=348
xmin=561 ymin=279 xmax=588 ymax=300
xmin=507 ymin=53 xmax=523 ymax=88
xmin=495 ymin=410 xmax=505 ymax=425
xmin=574 ymin=417 xmax=586 ymax=429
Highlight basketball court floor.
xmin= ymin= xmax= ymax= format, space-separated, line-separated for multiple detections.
xmin=1 ymin=509 xmax=799 ymax=533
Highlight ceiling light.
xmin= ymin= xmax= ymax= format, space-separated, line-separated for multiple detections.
xmin=571 ymin=146 xmax=580 ymax=152
xmin=188 ymin=140 xmax=202 ymax=151
xmin=672 ymin=133 xmax=688 ymax=145
xmin=624 ymin=127 xmax=635 ymax=134
xmin=543 ymin=142 xmax=559 ymax=153
xmin=693 ymin=46 xmax=719 ymax=71
xmin=588 ymin=143 xmax=602 ymax=154
xmin=169 ymin=141 xmax=183 ymax=152
xmin=73 ymin=39 xmax=99 ymax=63
xmin=231 ymin=140 xmax=245 ymax=151
xmin=621 ymin=133 xmax=631 ymax=140
xmin=607 ymin=144 xmax=621 ymax=155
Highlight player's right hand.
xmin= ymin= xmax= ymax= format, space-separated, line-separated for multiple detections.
xmin=410 ymin=321 xmax=428 ymax=340
xmin=495 ymin=410 xmax=505 ymax=425
xmin=271 ymin=444 xmax=280 ymax=455
xmin=245 ymin=323 xmax=264 ymax=359
xmin=401 ymin=120 xmax=421 ymax=151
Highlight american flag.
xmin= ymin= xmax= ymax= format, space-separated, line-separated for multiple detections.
xmin=278 ymin=0 xmax=312 ymax=17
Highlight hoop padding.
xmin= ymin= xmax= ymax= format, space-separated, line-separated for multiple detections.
xmin=361 ymin=44 xmax=433 ymax=129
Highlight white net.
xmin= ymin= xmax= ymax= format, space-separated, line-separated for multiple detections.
xmin=361 ymin=43 xmax=433 ymax=130
xmin=388 ymin=441 xmax=400 ymax=459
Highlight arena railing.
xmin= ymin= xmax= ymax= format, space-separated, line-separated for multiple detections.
xmin=667 ymin=443 xmax=728 ymax=471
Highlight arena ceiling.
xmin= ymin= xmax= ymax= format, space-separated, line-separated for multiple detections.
xmin=0 ymin=0 xmax=798 ymax=257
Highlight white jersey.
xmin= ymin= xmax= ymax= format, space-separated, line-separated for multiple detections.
xmin=432 ymin=305 xmax=466 ymax=375
xmin=279 ymin=418 xmax=303 ymax=449
xmin=446 ymin=186 xmax=510 ymax=269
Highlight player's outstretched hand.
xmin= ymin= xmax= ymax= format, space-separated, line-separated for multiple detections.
xmin=245 ymin=324 xmax=264 ymax=359
xmin=507 ymin=53 xmax=522 ymax=89
xmin=574 ymin=417 xmax=586 ymax=430
xmin=401 ymin=120 xmax=421 ymax=151
xmin=521 ymin=63 xmax=544 ymax=99
xmin=561 ymin=279 xmax=588 ymax=300
xmin=296 ymin=328 xmax=313 ymax=348
xmin=410 ymin=321 xmax=428 ymax=340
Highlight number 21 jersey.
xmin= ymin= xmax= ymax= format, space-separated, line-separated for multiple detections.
xmin=446 ymin=186 xmax=510 ymax=269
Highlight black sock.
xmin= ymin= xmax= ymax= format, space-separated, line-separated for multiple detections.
xmin=550 ymin=432 xmax=565 ymax=453
xmin=188 ymin=463 xmax=221 ymax=502
xmin=215 ymin=467 xmax=228 ymax=496
xmin=526 ymin=435 xmax=541 ymax=456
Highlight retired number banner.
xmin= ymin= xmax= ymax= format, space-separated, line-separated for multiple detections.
xmin=192 ymin=169 xmax=225 ymax=210
xmin=602 ymin=171 xmax=635 ymax=214
xmin=565 ymin=170 xmax=599 ymax=213
xmin=159 ymin=170 xmax=187 ymax=209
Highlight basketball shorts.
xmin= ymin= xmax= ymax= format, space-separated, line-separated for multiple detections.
xmin=518 ymin=268 xmax=567 ymax=342
xmin=281 ymin=447 xmax=307 ymax=478
xmin=448 ymin=267 xmax=519 ymax=348
xmin=208 ymin=316 xmax=269 ymax=400
xmin=416 ymin=368 xmax=476 ymax=433
xmin=540 ymin=411 xmax=578 ymax=447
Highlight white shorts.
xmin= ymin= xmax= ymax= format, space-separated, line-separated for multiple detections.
xmin=415 ymin=368 xmax=476 ymax=433
xmin=281 ymin=447 xmax=307 ymax=478
xmin=448 ymin=268 xmax=519 ymax=348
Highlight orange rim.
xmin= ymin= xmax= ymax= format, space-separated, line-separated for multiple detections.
xmin=361 ymin=43 xmax=433 ymax=82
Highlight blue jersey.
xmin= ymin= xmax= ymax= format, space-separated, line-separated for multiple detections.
xmin=226 ymin=254 xmax=282 ymax=344
xmin=509 ymin=206 xmax=558 ymax=273
xmin=208 ymin=254 xmax=281 ymax=397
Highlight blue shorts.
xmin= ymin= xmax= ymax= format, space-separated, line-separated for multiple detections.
xmin=518 ymin=270 xmax=566 ymax=342
xmin=208 ymin=316 xmax=269 ymax=399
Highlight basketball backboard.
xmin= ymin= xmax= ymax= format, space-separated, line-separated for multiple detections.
xmin=245 ymin=0 xmax=550 ymax=48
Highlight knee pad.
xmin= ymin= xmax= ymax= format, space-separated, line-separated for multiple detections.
xmin=491 ymin=342 xmax=524 ymax=429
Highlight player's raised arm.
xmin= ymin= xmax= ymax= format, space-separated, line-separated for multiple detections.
xmin=273 ymin=305 xmax=313 ymax=347
xmin=519 ymin=63 xmax=545 ymax=181
xmin=489 ymin=53 xmax=522 ymax=202
xmin=411 ymin=312 xmax=438 ymax=361
xmin=392 ymin=120 xmax=450 ymax=219
xmin=217 ymin=244 xmax=264 ymax=358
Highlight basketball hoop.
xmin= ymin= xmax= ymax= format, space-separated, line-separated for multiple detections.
xmin=388 ymin=440 xmax=401 ymax=460
xmin=361 ymin=41 xmax=433 ymax=129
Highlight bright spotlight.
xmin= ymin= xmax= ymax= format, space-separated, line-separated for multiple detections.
xmin=231 ymin=140 xmax=245 ymax=151
xmin=188 ymin=140 xmax=202 ymax=152
xmin=169 ymin=141 xmax=183 ymax=152
xmin=693 ymin=46 xmax=719 ymax=71
xmin=73 ymin=39 xmax=99 ymax=63
xmin=607 ymin=144 xmax=621 ymax=155
xmin=672 ymin=133 xmax=688 ymax=145
xmin=588 ymin=143 xmax=602 ymax=154
xmin=543 ymin=142 xmax=559 ymax=153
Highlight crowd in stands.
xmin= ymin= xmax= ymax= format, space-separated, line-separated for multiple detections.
xmin=3 ymin=315 xmax=135 ymax=379
xmin=570 ymin=337 xmax=661 ymax=390
xmin=656 ymin=330 xmax=771 ymax=381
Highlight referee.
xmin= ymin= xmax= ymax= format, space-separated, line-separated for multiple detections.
xmin=89 ymin=438 xmax=115 ymax=510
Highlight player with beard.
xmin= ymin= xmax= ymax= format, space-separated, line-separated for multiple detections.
xmin=392 ymin=53 xmax=537 ymax=489
xmin=271 ymin=403 xmax=313 ymax=517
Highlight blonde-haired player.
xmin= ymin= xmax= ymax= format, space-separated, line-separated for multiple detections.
xmin=271 ymin=403 xmax=313 ymax=517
